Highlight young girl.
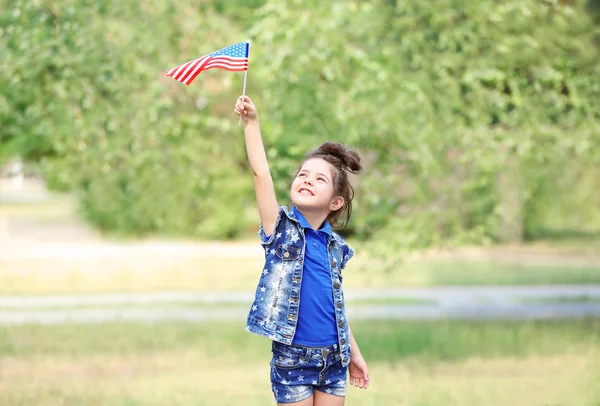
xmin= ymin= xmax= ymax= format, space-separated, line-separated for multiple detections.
xmin=235 ymin=96 xmax=369 ymax=406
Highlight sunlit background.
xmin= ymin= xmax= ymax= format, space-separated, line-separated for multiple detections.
xmin=1 ymin=1 xmax=600 ymax=405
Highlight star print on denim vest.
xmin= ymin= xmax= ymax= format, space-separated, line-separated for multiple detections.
xmin=245 ymin=206 xmax=354 ymax=367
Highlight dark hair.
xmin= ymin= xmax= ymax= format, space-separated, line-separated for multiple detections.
xmin=301 ymin=141 xmax=363 ymax=228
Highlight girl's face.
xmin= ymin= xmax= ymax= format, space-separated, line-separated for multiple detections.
xmin=290 ymin=158 xmax=343 ymax=213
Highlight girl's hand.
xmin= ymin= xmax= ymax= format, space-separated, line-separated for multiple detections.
xmin=235 ymin=96 xmax=258 ymax=123
xmin=349 ymin=356 xmax=370 ymax=389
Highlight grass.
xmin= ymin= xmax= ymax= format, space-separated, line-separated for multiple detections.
xmin=2 ymin=191 xmax=600 ymax=295
xmin=0 ymin=319 xmax=599 ymax=405
xmin=1 ymin=257 xmax=600 ymax=296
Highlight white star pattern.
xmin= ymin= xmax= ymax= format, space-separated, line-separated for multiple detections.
xmin=276 ymin=232 xmax=282 ymax=238
xmin=288 ymin=371 xmax=292 ymax=375
xmin=286 ymin=229 xmax=292 ymax=235
xmin=252 ymin=305 xmax=258 ymax=311
xmin=290 ymin=232 xmax=300 ymax=243
xmin=298 ymin=375 xmax=304 ymax=381
xmin=281 ymin=379 xmax=289 ymax=385
xmin=326 ymin=389 xmax=332 ymax=394
xmin=262 ymin=269 xmax=269 ymax=275
xmin=338 ymin=380 xmax=345 ymax=386
xmin=312 ymin=380 xmax=318 ymax=385
xmin=317 ymin=362 xmax=322 ymax=367
xmin=269 ymin=249 xmax=276 ymax=255
xmin=208 ymin=42 xmax=247 ymax=58
xmin=325 ymin=379 xmax=331 ymax=385
xmin=260 ymin=286 xmax=266 ymax=292
xmin=285 ymin=394 xmax=291 ymax=399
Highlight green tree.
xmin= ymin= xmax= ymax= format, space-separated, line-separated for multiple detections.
xmin=249 ymin=0 xmax=600 ymax=254
xmin=1 ymin=0 xmax=598 ymax=250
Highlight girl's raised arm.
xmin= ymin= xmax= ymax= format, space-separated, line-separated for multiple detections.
xmin=235 ymin=96 xmax=280 ymax=237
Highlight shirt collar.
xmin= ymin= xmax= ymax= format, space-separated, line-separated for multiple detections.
xmin=292 ymin=206 xmax=332 ymax=236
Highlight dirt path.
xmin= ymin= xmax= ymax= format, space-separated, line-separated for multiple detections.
xmin=2 ymin=286 xmax=600 ymax=325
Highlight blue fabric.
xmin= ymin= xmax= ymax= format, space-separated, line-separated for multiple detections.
xmin=246 ymin=205 xmax=355 ymax=367
xmin=270 ymin=341 xmax=347 ymax=403
xmin=291 ymin=207 xmax=337 ymax=346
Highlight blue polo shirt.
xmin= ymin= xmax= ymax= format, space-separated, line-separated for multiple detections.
xmin=291 ymin=206 xmax=338 ymax=346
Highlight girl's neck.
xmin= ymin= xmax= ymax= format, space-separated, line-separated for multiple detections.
xmin=296 ymin=207 xmax=329 ymax=230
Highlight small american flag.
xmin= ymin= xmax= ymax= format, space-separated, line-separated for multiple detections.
xmin=166 ymin=41 xmax=249 ymax=86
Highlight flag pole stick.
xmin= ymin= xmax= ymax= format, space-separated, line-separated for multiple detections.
xmin=239 ymin=40 xmax=250 ymax=127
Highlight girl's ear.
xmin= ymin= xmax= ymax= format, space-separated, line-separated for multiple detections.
xmin=329 ymin=196 xmax=344 ymax=211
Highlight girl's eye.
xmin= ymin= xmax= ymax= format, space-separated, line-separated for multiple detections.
xmin=298 ymin=173 xmax=306 ymax=178
xmin=318 ymin=177 xmax=325 ymax=182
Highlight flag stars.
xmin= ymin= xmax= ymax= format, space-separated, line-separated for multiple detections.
xmin=260 ymin=286 xmax=266 ymax=292
xmin=210 ymin=43 xmax=247 ymax=58
xmin=252 ymin=305 xmax=258 ymax=311
xmin=298 ymin=375 xmax=304 ymax=381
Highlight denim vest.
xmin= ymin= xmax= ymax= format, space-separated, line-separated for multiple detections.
xmin=245 ymin=206 xmax=355 ymax=367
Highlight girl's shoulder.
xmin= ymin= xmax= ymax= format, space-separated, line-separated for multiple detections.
xmin=331 ymin=231 xmax=355 ymax=269
xmin=258 ymin=205 xmax=296 ymax=246
xmin=330 ymin=230 xmax=350 ymax=247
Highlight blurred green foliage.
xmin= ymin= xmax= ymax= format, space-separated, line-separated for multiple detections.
xmin=1 ymin=0 xmax=599 ymax=249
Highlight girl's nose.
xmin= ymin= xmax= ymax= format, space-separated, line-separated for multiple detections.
xmin=304 ymin=178 xmax=313 ymax=185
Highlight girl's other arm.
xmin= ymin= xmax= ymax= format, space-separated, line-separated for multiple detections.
xmin=235 ymin=96 xmax=279 ymax=236
xmin=348 ymin=326 xmax=370 ymax=389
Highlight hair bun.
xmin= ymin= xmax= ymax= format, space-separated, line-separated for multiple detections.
xmin=317 ymin=141 xmax=362 ymax=174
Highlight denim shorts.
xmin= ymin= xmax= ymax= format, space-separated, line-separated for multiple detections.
xmin=270 ymin=341 xmax=348 ymax=403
